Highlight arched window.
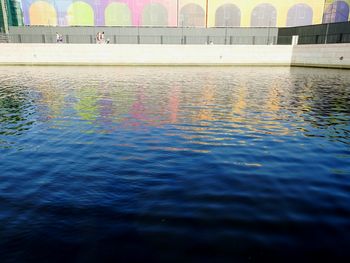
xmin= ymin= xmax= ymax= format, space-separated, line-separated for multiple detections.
xmin=141 ymin=3 xmax=168 ymax=26
xmin=29 ymin=1 xmax=57 ymax=26
xmin=180 ymin=4 xmax=205 ymax=27
xmin=215 ymin=4 xmax=241 ymax=27
xmin=251 ymin=4 xmax=277 ymax=27
xmin=105 ymin=3 xmax=132 ymax=26
xmin=323 ymin=1 xmax=350 ymax=23
xmin=287 ymin=4 xmax=313 ymax=27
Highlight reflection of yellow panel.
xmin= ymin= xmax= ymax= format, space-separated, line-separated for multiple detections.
xmin=207 ymin=0 xmax=325 ymax=27
xmin=105 ymin=3 xmax=132 ymax=26
xmin=29 ymin=1 xmax=57 ymax=26
xmin=75 ymin=87 xmax=98 ymax=122
xmin=67 ymin=2 xmax=94 ymax=26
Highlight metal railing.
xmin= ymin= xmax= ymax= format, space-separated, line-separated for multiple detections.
xmin=0 ymin=33 xmax=9 ymax=43
xmin=302 ymin=33 xmax=350 ymax=44
xmin=7 ymin=33 xmax=350 ymax=45
xmin=277 ymin=21 xmax=350 ymax=45
xmin=4 ymin=33 xmax=283 ymax=45
xmin=278 ymin=33 xmax=350 ymax=45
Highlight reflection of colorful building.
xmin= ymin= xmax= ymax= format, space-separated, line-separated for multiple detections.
xmin=1 ymin=0 xmax=350 ymax=29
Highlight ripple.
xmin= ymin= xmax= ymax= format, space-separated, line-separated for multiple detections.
xmin=0 ymin=66 xmax=350 ymax=261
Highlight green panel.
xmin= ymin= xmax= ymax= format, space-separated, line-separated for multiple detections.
xmin=0 ymin=0 xmax=6 ymax=32
xmin=105 ymin=3 xmax=131 ymax=26
xmin=68 ymin=2 xmax=94 ymax=26
xmin=0 ymin=0 xmax=23 ymax=29
xmin=7 ymin=0 xmax=23 ymax=26
xmin=142 ymin=3 xmax=168 ymax=26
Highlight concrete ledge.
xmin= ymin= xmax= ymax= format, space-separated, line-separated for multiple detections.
xmin=0 ymin=43 xmax=349 ymax=69
xmin=0 ymin=44 xmax=292 ymax=66
xmin=0 ymin=63 xmax=293 ymax=67
xmin=291 ymin=44 xmax=350 ymax=69
xmin=291 ymin=63 xmax=350 ymax=69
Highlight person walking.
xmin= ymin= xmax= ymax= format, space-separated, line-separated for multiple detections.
xmin=101 ymin=32 xmax=105 ymax=44
xmin=96 ymin=32 xmax=101 ymax=44
xmin=56 ymin=32 xmax=63 ymax=43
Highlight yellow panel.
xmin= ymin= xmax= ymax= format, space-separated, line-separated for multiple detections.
xmin=207 ymin=0 xmax=325 ymax=27
xmin=29 ymin=1 xmax=57 ymax=26
xmin=105 ymin=3 xmax=132 ymax=26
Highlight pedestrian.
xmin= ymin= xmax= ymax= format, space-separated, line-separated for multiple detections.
xmin=56 ymin=32 xmax=63 ymax=43
xmin=96 ymin=32 xmax=101 ymax=44
xmin=101 ymin=32 xmax=105 ymax=44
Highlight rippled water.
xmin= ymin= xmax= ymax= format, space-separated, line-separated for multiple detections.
xmin=0 ymin=66 xmax=349 ymax=262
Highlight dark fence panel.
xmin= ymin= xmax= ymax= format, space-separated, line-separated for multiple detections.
xmin=278 ymin=21 xmax=350 ymax=45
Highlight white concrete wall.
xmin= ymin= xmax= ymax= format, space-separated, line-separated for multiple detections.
xmin=291 ymin=44 xmax=350 ymax=69
xmin=0 ymin=43 xmax=349 ymax=68
xmin=0 ymin=44 xmax=292 ymax=66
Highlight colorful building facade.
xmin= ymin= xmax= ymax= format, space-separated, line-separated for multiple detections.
xmin=2 ymin=0 xmax=350 ymax=29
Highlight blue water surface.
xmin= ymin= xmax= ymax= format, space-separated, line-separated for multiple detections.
xmin=0 ymin=66 xmax=349 ymax=262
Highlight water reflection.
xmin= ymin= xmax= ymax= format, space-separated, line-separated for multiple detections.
xmin=0 ymin=84 xmax=35 ymax=137
xmin=168 ymin=86 xmax=180 ymax=123
xmin=288 ymin=70 xmax=350 ymax=143
xmin=0 ymin=66 xmax=349 ymax=148
xmin=75 ymin=87 xmax=99 ymax=122
xmin=0 ymin=66 xmax=350 ymax=262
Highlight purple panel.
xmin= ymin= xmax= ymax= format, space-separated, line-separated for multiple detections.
xmin=215 ymin=4 xmax=241 ymax=27
xmin=251 ymin=4 xmax=277 ymax=27
xmin=323 ymin=1 xmax=350 ymax=23
xmin=287 ymin=4 xmax=313 ymax=27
